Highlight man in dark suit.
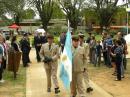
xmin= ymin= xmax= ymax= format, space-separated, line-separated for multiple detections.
xmin=60 ymin=32 xmax=66 ymax=52
xmin=20 ymin=33 xmax=31 ymax=67
xmin=34 ymin=32 xmax=47 ymax=62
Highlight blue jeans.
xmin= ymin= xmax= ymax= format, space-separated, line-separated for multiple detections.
xmin=121 ymin=55 xmax=124 ymax=76
xmin=106 ymin=50 xmax=111 ymax=67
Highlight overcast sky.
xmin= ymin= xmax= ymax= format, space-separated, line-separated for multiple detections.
xmin=118 ymin=0 xmax=126 ymax=5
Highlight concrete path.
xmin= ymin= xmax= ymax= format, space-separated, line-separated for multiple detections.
xmin=26 ymin=49 xmax=113 ymax=97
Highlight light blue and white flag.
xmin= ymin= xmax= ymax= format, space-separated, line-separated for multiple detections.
xmin=60 ymin=22 xmax=72 ymax=89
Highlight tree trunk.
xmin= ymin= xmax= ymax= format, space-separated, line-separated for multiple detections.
xmin=41 ymin=21 xmax=48 ymax=31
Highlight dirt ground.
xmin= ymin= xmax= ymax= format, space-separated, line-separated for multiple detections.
xmin=88 ymin=59 xmax=130 ymax=97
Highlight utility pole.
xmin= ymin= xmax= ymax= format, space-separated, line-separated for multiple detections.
xmin=126 ymin=0 xmax=129 ymax=34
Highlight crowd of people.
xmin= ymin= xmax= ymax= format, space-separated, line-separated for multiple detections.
xmin=0 ymin=30 xmax=128 ymax=97
xmin=86 ymin=32 xmax=127 ymax=81
xmin=0 ymin=31 xmax=48 ymax=82
xmin=0 ymin=32 xmax=32 ymax=82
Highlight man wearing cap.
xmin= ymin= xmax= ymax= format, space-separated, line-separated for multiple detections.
xmin=40 ymin=34 xmax=60 ymax=94
xmin=78 ymin=32 xmax=93 ymax=93
xmin=71 ymin=35 xmax=86 ymax=97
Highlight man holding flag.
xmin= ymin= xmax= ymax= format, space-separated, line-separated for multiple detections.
xmin=60 ymin=18 xmax=87 ymax=96
xmin=60 ymin=33 xmax=87 ymax=97
xmin=71 ymin=35 xmax=87 ymax=97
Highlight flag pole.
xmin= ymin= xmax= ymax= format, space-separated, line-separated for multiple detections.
xmin=67 ymin=20 xmax=70 ymax=32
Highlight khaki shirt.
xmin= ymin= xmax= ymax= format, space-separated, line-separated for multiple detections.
xmin=40 ymin=43 xmax=59 ymax=67
xmin=80 ymin=43 xmax=89 ymax=68
xmin=72 ymin=46 xmax=87 ymax=72
xmin=80 ymin=42 xmax=89 ymax=57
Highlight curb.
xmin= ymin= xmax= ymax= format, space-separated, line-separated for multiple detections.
xmin=90 ymin=80 xmax=113 ymax=97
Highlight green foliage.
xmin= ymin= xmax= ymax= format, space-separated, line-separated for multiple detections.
xmin=82 ymin=8 xmax=99 ymax=25
xmin=0 ymin=16 xmax=13 ymax=27
xmin=1 ymin=0 xmax=26 ymax=25
xmin=94 ymin=0 xmax=119 ymax=31
xmin=59 ymin=0 xmax=85 ymax=30
xmin=30 ymin=36 xmax=35 ymax=47
xmin=0 ymin=2 xmax=6 ymax=16
xmin=22 ymin=9 xmax=36 ymax=19
xmin=113 ymin=7 xmax=127 ymax=25
xmin=48 ymin=24 xmax=63 ymax=35
xmin=52 ymin=3 xmax=65 ymax=19
xmin=54 ymin=37 xmax=60 ymax=45
xmin=29 ymin=0 xmax=54 ymax=30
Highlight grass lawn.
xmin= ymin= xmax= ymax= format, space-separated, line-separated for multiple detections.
xmin=0 ymin=65 xmax=26 ymax=97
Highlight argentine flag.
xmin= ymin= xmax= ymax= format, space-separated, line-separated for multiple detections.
xmin=60 ymin=31 xmax=72 ymax=89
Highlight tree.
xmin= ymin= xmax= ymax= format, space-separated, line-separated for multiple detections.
xmin=1 ymin=0 xmax=26 ymax=25
xmin=81 ymin=8 xmax=98 ymax=25
xmin=93 ymin=0 xmax=119 ymax=31
xmin=0 ymin=2 xmax=5 ymax=17
xmin=22 ymin=9 xmax=36 ymax=19
xmin=0 ymin=1 xmax=13 ymax=26
xmin=52 ymin=3 xmax=65 ymax=19
xmin=113 ymin=7 xmax=127 ymax=25
xmin=58 ymin=0 xmax=85 ymax=30
xmin=28 ymin=0 xmax=54 ymax=30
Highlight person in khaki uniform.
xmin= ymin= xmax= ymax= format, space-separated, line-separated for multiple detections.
xmin=40 ymin=34 xmax=60 ymax=94
xmin=71 ymin=35 xmax=86 ymax=97
xmin=78 ymin=33 xmax=93 ymax=93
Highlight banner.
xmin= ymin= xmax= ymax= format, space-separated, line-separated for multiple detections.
xmin=60 ymin=31 xmax=72 ymax=89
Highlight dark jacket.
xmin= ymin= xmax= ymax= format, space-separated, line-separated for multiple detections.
xmin=34 ymin=36 xmax=47 ymax=48
xmin=20 ymin=38 xmax=31 ymax=53
xmin=11 ymin=42 xmax=20 ymax=52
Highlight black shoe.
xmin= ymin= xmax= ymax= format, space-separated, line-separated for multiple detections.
xmin=47 ymin=88 xmax=51 ymax=92
xmin=86 ymin=87 xmax=93 ymax=93
xmin=28 ymin=61 xmax=32 ymax=63
xmin=23 ymin=63 xmax=29 ymax=67
xmin=55 ymin=87 xmax=60 ymax=94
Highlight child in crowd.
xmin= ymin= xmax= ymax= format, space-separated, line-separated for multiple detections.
xmin=95 ymin=40 xmax=102 ymax=66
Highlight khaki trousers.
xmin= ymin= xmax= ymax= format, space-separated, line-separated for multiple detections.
xmin=83 ymin=69 xmax=90 ymax=88
xmin=44 ymin=63 xmax=59 ymax=89
xmin=71 ymin=72 xmax=86 ymax=97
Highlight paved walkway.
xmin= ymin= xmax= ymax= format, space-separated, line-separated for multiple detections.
xmin=126 ymin=45 xmax=130 ymax=58
xmin=26 ymin=49 xmax=113 ymax=97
